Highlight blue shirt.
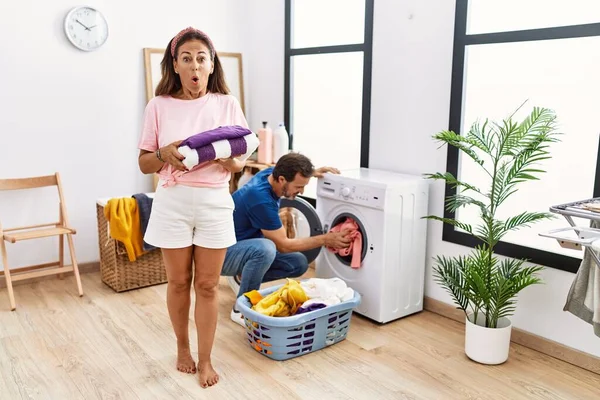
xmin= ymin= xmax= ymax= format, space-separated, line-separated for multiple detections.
xmin=232 ymin=167 xmax=282 ymax=240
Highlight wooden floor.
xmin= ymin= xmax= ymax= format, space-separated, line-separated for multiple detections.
xmin=1 ymin=273 xmax=599 ymax=400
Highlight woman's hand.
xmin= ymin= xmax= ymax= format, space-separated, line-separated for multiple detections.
xmin=159 ymin=140 xmax=187 ymax=172
xmin=216 ymin=157 xmax=245 ymax=173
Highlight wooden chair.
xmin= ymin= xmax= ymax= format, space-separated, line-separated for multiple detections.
xmin=0 ymin=173 xmax=83 ymax=310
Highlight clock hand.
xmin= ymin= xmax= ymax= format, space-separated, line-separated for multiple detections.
xmin=76 ymin=19 xmax=91 ymax=31
xmin=88 ymin=25 xmax=96 ymax=29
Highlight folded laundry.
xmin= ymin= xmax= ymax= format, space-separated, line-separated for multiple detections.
xmin=177 ymin=125 xmax=259 ymax=170
xmin=326 ymin=217 xmax=363 ymax=268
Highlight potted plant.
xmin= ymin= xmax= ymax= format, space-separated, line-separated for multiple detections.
xmin=424 ymin=104 xmax=560 ymax=364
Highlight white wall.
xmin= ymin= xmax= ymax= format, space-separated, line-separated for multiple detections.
xmin=244 ymin=0 xmax=286 ymax=137
xmin=0 ymin=0 xmax=251 ymax=268
xmin=369 ymin=0 xmax=600 ymax=357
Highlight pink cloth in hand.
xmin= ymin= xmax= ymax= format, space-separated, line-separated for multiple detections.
xmin=326 ymin=217 xmax=362 ymax=268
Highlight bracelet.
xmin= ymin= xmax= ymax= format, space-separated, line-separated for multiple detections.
xmin=156 ymin=149 xmax=164 ymax=162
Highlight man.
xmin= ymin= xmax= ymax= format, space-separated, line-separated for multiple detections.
xmin=221 ymin=152 xmax=352 ymax=326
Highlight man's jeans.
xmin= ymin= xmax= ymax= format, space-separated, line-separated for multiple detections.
xmin=221 ymin=238 xmax=309 ymax=297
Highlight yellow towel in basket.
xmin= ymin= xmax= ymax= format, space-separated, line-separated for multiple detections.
xmin=243 ymin=290 xmax=263 ymax=306
xmin=252 ymin=279 xmax=308 ymax=317
xmin=104 ymin=198 xmax=145 ymax=262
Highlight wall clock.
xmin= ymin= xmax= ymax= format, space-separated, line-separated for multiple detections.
xmin=64 ymin=6 xmax=109 ymax=51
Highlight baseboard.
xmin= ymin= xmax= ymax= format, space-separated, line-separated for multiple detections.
xmin=0 ymin=262 xmax=100 ymax=289
xmin=424 ymin=296 xmax=600 ymax=375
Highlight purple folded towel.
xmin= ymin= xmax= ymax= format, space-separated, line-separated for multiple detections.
xmin=177 ymin=125 xmax=260 ymax=170
xmin=179 ymin=125 xmax=252 ymax=149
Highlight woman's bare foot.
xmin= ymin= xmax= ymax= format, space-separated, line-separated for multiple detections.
xmin=177 ymin=348 xmax=197 ymax=374
xmin=197 ymin=360 xmax=219 ymax=388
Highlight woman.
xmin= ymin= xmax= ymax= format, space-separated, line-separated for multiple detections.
xmin=137 ymin=27 xmax=246 ymax=388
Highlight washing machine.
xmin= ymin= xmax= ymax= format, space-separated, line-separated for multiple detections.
xmin=280 ymin=167 xmax=429 ymax=324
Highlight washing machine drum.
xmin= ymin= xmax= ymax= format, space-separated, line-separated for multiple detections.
xmin=279 ymin=198 xmax=368 ymax=266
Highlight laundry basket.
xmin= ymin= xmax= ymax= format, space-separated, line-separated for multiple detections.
xmin=96 ymin=202 xmax=167 ymax=292
xmin=235 ymin=282 xmax=361 ymax=361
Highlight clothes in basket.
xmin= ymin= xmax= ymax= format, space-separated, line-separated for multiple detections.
xmin=244 ymin=277 xmax=355 ymax=317
xmin=236 ymin=278 xmax=361 ymax=361
xmin=249 ymin=279 xmax=308 ymax=317
xmin=299 ymin=277 xmax=355 ymax=308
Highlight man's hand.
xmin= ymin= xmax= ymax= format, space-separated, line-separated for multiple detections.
xmin=313 ymin=166 xmax=340 ymax=178
xmin=324 ymin=228 xmax=352 ymax=249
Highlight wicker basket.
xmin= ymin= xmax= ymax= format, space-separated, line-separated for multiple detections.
xmin=96 ymin=203 xmax=167 ymax=292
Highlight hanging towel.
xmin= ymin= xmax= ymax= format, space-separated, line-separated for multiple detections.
xmin=327 ymin=217 xmax=363 ymax=268
xmin=131 ymin=193 xmax=155 ymax=251
xmin=177 ymin=125 xmax=260 ymax=171
xmin=563 ymin=220 xmax=600 ymax=338
xmin=104 ymin=198 xmax=145 ymax=262
xmin=252 ymin=279 xmax=308 ymax=317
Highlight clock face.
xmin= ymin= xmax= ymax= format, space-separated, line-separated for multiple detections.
xmin=64 ymin=7 xmax=108 ymax=51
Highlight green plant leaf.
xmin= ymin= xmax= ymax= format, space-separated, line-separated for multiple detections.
xmin=503 ymin=211 xmax=555 ymax=233
xmin=445 ymin=194 xmax=488 ymax=215
xmin=433 ymin=130 xmax=487 ymax=168
xmin=475 ymin=217 xmax=505 ymax=246
xmin=423 ymin=215 xmax=474 ymax=235
xmin=431 ymin=255 xmax=471 ymax=314
xmin=423 ymin=172 xmax=483 ymax=195
xmin=465 ymin=118 xmax=495 ymax=155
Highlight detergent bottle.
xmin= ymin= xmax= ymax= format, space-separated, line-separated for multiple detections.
xmin=257 ymin=121 xmax=273 ymax=164
xmin=272 ymin=122 xmax=289 ymax=163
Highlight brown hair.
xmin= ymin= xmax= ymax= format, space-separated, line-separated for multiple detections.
xmin=272 ymin=152 xmax=314 ymax=182
xmin=155 ymin=29 xmax=229 ymax=97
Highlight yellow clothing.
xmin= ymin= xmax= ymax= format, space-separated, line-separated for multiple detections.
xmin=104 ymin=198 xmax=145 ymax=262
xmin=244 ymin=290 xmax=263 ymax=306
xmin=252 ymin=279 xmax=308 ymax=317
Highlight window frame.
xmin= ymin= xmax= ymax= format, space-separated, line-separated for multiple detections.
xmin=284 ymin=0 xmax=374 ymax=172
xmin=446 ymin=0 xmax=600 ymax=273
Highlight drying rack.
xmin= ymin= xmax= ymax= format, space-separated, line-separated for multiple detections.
xmin=539 ymin=197 xmax=600 ymax=267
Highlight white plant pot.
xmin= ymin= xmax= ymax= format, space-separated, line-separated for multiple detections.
xmin=464 ymin=312 xmax=512 ymax=365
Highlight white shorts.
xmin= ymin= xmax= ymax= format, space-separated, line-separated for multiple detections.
xmin=144 ymin=182 xmax=236 ymax=249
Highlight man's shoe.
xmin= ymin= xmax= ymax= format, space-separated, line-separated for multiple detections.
xmin=226 ymin=275 xmax=241 ymax=296
xmin=230 ymin=307 xmax=246 ymax=328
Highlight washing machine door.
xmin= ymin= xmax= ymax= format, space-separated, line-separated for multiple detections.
xmin=279 ymin=197 xmax=323 ymax=264
xmin=321 ymin=207 xmax=371 ymax=271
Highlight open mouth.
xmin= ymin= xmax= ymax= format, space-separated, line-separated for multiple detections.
xmin=192 ymin=76 xmax=199 ymax=84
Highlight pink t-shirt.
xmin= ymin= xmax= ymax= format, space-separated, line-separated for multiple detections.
xmin=138 ymin=92 xmax=249 ymax=188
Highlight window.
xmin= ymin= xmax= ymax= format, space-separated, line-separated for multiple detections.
xmin=447 ymin=0 xmax=600 ymax=273
xmin=285 ymin=0 xmax=374 ymax=199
